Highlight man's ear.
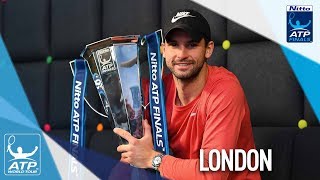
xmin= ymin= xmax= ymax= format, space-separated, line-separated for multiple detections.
xmin=205 ymin=41 xmax=214 ymax=59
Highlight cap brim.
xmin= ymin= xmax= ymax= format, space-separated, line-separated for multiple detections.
xmin=165 ymin=24 xmax=202 ymax=42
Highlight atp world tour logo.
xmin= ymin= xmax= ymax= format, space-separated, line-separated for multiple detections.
xmin=4 ymin=134 xmax=41 ymax=175
xmin=287 ymin=5 xmax=313 ymax=43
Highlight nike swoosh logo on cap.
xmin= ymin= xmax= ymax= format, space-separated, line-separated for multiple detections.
xmin=171 ymin=12 xmax=195 ymax=23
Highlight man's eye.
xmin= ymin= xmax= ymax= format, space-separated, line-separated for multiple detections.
xmin=187 ymin=43 xmax=198 ymax=48
xmin=168 ymin=42 xmax=178 ymax=47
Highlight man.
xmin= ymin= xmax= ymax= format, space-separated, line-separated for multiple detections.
xmin=113 ymin=9 xmax=261 ymax=180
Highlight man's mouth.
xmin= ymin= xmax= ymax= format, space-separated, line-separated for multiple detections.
xmin=173 ymin=60 xmax=194 ymax=65
xmin=175 ymin=63 xmax=191 ymax=66
xmin=173 ymin=61 xmax=194 ymax=70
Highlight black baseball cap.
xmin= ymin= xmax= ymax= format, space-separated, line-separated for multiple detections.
xmin=164 ymin=9 xmax=211 ymax=42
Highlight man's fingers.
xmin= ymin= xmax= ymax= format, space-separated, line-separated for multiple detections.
xmin=120 ymin=157 xmax=129 ymax=164
xmin=121 ymin=152 xmax=131 ymax=159
xmin=142 ymin=119 xmax=152 ymax=138
xmin=117 ymin=144 xmax=130 ymax=152
xmin=143 ymin=119 xmax=151 ymax=130
xmin=113 ymin=128 xmax=135 ymax=143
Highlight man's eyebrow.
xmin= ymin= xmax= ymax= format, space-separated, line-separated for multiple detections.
xmin=166 ymin=40 xmax=197 ymax=43
xmin=166 ymin=39 xmax=177 ymax=43
xmin=187 ymin=40 xmax=199 ymax=43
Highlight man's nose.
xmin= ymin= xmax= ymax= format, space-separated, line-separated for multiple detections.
xmin=176 ymin=47 xmax=188 ymax=60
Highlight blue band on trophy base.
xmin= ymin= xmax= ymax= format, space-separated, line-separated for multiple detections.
xmin=145 ymin=30 xmax=170 ymax=155
xmin=68 ymin=59 xmax=88 ymax=179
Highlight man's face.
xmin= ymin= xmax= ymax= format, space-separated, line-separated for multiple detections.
xmin=163 ymin=30 xmax=212 ymax=80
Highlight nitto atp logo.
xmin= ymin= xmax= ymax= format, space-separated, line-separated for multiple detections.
xmin=4 ymin=134 xmax=41 ymax=176
xmin=287 ymin=5 xmax=313 ymax=43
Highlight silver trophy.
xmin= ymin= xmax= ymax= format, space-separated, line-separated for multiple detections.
xmin=81 ymin=36 xmax=143 ymax=145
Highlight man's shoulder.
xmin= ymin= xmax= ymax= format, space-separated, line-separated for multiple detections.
xmin=206 ymin=66 xmax=242 ymax=91
xmin=208 ymin=65 xmax=238 ymax=80
xmin=203 ymin=66 xmax=248 ymax=117
xmin=203 ymin=66 xmax=247 ymax=111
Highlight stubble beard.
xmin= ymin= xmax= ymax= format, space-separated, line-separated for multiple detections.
xmin=168 ymin=59 xmax=206 ymax=81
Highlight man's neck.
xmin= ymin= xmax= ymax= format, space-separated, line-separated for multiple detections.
xmin=174 ymin=64 xmax=208 ymax=106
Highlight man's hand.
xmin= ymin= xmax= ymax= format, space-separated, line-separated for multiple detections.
xmin=113 ymin=119 xmax=159 ymax=169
